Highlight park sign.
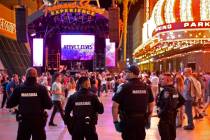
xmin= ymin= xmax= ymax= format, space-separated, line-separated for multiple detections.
xmin=45 ymin=0 xmax=105 ymax=16
xmin=153 ymin=21 xmax=210 ymax=35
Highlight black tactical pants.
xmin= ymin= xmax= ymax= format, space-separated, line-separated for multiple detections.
xmin=17 ymin=119 xmax=46 ymax=140
xmin=122 ymin=119 xmax=146 ymax=140
xmin=158 ymin=119 xmax=176 ymax=140
xmin=49 ymin=101 xmax=64 ymax=123
xmin=71 ymin=124 xmax=98 ymax=140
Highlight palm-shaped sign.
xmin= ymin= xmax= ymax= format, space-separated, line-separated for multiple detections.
xmin=117 ymin=0 xmax=137 ymax=62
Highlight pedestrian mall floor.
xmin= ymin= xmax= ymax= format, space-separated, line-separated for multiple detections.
xmin=0 ymin=94 xmax=210 ymax=140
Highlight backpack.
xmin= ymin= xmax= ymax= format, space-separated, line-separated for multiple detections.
xmin=189 ymin=76 xmax=202 ymax=99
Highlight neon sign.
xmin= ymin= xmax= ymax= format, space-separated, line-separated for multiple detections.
xmin=46 ymin=0 xmax=105 ymax=16
xmin=0 ymin=18 xmax=16 ymax=34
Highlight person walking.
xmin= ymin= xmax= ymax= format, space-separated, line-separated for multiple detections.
xmin=174 ymin=74 xmax=185 ymax=127
xmin=183 ymin=68 xmax=195 ymax=130
xmin=49 ymin=72 xmax=65 ymax=126
xmin=1 ymin=75 xmax=9 ymax=109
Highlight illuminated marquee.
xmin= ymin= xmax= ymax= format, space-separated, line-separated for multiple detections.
xmin=0 ymin=18 xmax=16 ymax=34
xmin=46 ymin=1 xmax=105 ymax=16
xmin=153 ymin=21 xmax=210 ymax=35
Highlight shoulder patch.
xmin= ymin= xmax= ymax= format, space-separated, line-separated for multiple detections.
xmin=116 ymin=84 xmax=123 ymax=94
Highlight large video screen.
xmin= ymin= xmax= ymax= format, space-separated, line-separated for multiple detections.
xmin=61 ymin=35 xmax=95 ymax=60
xmin=33 ymin=38 xmax=43 ymax=67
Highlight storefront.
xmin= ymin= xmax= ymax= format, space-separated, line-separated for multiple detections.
xmin=0 ymin=4 xmax=30 ymax=75
xmin=134 ymin=0 xmax=210 ymax=72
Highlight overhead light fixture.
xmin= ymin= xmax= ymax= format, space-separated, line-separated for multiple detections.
xmin=30 ymin=33 xmax=36 ymax=37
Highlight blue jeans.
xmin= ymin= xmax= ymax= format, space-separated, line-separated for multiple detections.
xmin=184 ymin=100 xmax=194 ymax=127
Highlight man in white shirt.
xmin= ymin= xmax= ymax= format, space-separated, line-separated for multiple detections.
xmin=150 ymin=72 xmax=159 ymax=98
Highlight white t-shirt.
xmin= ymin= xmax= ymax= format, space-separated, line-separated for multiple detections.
xmin=51 ymin=82 xmax=64 ymax=101
xmin=101 ymin=78 xmax=107 ymax=85
xmin=150 ymin=76 xmax=159 ymax=87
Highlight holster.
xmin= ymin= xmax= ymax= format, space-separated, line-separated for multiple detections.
xmin=16 ymin=110 xmax=22 ymax=122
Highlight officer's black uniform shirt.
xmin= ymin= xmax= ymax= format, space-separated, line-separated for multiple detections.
xmin=156 ymin=85 xmax=185 ymax=119
xmin=65 ymin=88 xmax=104 ymax=125
xmin=7 ymin=81 xmax=53 ymax=118
xmin=112 ymin=78 xmax=154 ymax=116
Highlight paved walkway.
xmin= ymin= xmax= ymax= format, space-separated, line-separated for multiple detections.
xmin=0 ymin=94 xmax=210 ymax=140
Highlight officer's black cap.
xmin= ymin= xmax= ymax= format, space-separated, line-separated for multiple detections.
xmin=126 ymin=65 xmax=140 ymax=75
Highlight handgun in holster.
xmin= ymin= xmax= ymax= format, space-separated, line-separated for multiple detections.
xmin=16 ymin=111 xmax=23 ymax=122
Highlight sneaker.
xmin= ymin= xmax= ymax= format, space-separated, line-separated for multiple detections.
xmin=49 ymin=122 xmax=57 ymax=126
xmin=184 ymin=125 xmax=194 ymax=130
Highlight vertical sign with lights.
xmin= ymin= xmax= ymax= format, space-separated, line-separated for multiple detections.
xmin=33 ymin=38 xmax=43 ymax=67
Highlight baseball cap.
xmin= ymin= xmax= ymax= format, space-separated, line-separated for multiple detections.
xmin=126 ymin=65 xmax=140 ymax=75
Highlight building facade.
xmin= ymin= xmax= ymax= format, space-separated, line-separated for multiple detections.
xmin=126 ymin=0 xmax=144 ymax=64
xmin=134 ymin=0 xmax=210 ymax=72
xmin=0 ymin=1 xmax=35 ymax=75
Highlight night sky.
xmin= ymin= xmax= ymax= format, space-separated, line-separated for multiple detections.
xmin=98 ymin=0 xmax=112 ymax=9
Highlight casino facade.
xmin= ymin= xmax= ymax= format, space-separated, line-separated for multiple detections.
xmin=133 ymin=0 xmax=210 ymax=72
xmin=0 ymin=3 xmax=31 ymax=75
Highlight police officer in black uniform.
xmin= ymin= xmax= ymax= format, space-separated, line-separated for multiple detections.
xmin=7 ymin=67 xmax=53 ymax=140
xmin=64 ymin=76 xmax=104 ymax=140
xmin=112 ymin=65 xmax=154 ymax=140
xmin=157 ymin=73 xmax=185 ymax=140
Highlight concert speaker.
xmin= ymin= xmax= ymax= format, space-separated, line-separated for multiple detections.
xmin=15 ymin=6 xmax=27 ymax=42
xmin=95 ymin=53 xmax=105 ymax=69
xmin=108 ymin=7 xmax=120 ymax=43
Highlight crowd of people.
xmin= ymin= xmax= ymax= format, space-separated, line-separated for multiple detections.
xmin=0 ymin=66 xmax=210 ymax=140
